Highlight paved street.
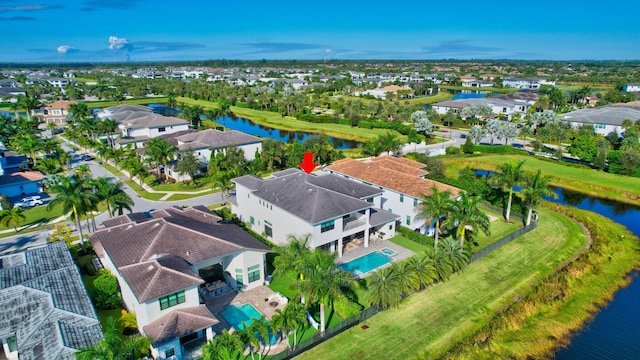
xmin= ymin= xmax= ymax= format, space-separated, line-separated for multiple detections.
xmin=0 ymin=152 xmax=226 ymax=254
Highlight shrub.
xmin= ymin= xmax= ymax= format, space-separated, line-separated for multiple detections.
xmin=0 ymin=194 xmax=10 ymax=211
xmin=235 ymin=101 xmax=248 ymax=108
xmin=462 ymin=138 xmax=475 ymax=154
xmin=446 ymin=146 xmax=460 ymax=154
xmin=92 ymin=269 xmax=122 ymax=310
xmin=333 ymin=295 xmax=363 ymax=318
xmin=398 ymin=227 xmax=434 ymax=247
xmin=144 ymin=175 xmax=158 ymax=186
xmin=474 ymin=145 xmax=527 ymax=154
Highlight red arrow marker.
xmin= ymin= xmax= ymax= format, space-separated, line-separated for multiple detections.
xmin=299 ymin=152 xmax=318 ymax=174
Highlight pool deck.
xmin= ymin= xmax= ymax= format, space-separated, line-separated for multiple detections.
xmin=336 ymin=239 xmax=415 ymax=266
xmin=206 ymin=285 xmax=288 ymax=329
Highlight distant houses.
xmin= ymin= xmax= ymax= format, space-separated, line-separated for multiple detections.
xmin=0 ymin=148 xmax=43 ymax=198
xmin=502 ymin=77 xmax=555 ymax=89
xmin=432 ymin=97 xmax=532 ymax=120
xmin=562 ymin=106 xmax=640 ymax=136
xmin=0 ymin=242 xmax=103 ymax=360
xmin=623 ymin=83 xmax=640 ymax=92
xmin=355 ymin=85 xmax=414 ymax=100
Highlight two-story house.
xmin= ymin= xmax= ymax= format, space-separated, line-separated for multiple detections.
xmin=116 ymin=113 xmax=190 ymax=149
xmin=231 ymin=169 xmax=399 ymax=257
xmin=325 ymin=156 xmax=461 ymax=235
xmin=90 ymin=206 xmax=271 ymax=360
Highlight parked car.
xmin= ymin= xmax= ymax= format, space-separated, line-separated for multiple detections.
xmin=460 ymin=133 xmax=467 ymax=138
xmin=81 ymin=154 xmax=93 ymax=161
xmin=14 ymin=196 xmax=43 ymax=209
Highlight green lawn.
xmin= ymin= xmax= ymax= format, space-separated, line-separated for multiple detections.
xmin=176 ymin=97 xmax=406 ymax=143
xmin=472 ymin=210 xmax=524 ymax=251
xmin=400 ymin=92 xmax=453 ymax=105
xmin=123 ymin=180 xmax=166 ymax=201
xmin=81 ymin=97 xmax=168 ymax=108
xmin=442 ymin=154 xmax=640 ymax=205
xmin=439 ymin=85 xmax=518 ymax=94
xmin=296 ymin=207 xmax=587 ymax=360
xmin=0 ymin=203 xmax=66 ymax=232
xmin=164 ymin=191 xmax=214 ymax=201
xmin=388 ymin=235 xmax=428 ymax=253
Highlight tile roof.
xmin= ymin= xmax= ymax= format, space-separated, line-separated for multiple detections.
xmin=233 ymin=169 xmax=379 ymax=224
xmin=175 ymin=129 xmax=262 ymax=151
xmin=325 ymin=156 xmax=461 ymax=199
xmin=143 ymin=305 xmax=219 ymax=346
xmin=121 ymin=113 xmax=189 ymax=129
xmin=562 ymin=106 xmax=640 ymax=126
xmin=0 ymin=242 xmax=102 ymax=360
xmin=90 ymin=206 xmax=269 ymax=301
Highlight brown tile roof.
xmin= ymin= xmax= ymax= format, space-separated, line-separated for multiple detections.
xmin=326 ymin=156 xmax=460 ymax=199
xmin=143 ymin=305 xmax=219 ymax=345
xmin=90 ymin=206 xmax=270 ymax=301
xmin=119 ymin=255 xmax=203 ymax=303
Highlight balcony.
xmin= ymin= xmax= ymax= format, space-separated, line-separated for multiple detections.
xmin=343 ymin=216 xmax=367 ymax=231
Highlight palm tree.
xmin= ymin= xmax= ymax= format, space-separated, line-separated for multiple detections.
xmin=378 ymin=132 xmax=403 ymax=155
xmin=100 ymin=118 xmax=119 ymax=148
xmin=93 ymin=177 xmax=134 ymax=217
xmin=295 ymin=254 xmax=353 ymax=333
xmin=423 ymin=246 xmax=453 ymax=281
xmin=389 ymin=261 xmax=418 ymax=295
xmin=76 ymin=319 xmax=151 ymax=360
xmin=126 ymin=159 xmax=148 ymax=186
xmin=406 ymin=254 xmax=437 ymax=290
xmin=367 ymin=266 xmax=403 ymax=309
xmin=519 ymin=170 xmax=556 ymax=225
xmin=21 ymin=95 xmax=41 ymax=122
xmin=47 ymin=174 xmax=97 ymax=243
xmin=13 ymin=133 xmax=42 ymax=166
xmin=74 ymin=164 xmax=92 ymax=178
xmin=489 ymin=160 xmax=526 ymax=222
xmin=143 ymin=138 xmax=176 ymax=181
xmin=213 ymin=174 xmax=233 ymax=199
xmin=416 ymin=186 xmax=453 ymax=248
xmin=201 ymin=330 xmax=244 ymax=360
xmin=271 ymin=302 xmax=306 ymax=350
xmin=67 ymin=102 xmax=92 ymax=123
xmin=439 ymin=237 xmax=470 ymax=273
xmin=238 ymin=321 xmax=261 ymax=360
xmin=0 ymin=206 xmax=26 ymax=232
xmin=273 ymin=234 xmax=313 ymax=282
xmin=444 ymin=192 xmax=490 ymax=247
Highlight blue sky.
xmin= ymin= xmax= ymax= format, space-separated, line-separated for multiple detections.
xmin=1 ymin=0 xmax=638 ymax=62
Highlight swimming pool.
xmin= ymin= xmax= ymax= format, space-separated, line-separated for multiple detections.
xmin=220 ymin=303 xmax=278 ymax=344
xmin=339 ymin=252 xmax=392 ymax=276
xmin=380 ymin=248 xmax=397 ymax=256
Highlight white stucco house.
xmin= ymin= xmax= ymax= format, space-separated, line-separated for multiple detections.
xmin=355 ymin=85 xmax=413 ymax=100
xmin=90 ymin=206 xmax=271 ymax=360
xmin=502 ymin=77 xmax=555 ymax=89
xmin=231 ymin=169 xmax=399 ymax=257
xmin=432 ymin=97 xmax=531 ymax=120
xmin=116 ymin=113 xmax=190 ymax=149
xmin=562 ymin=106 xmax=640 ymax=136
xmin=325 ymin=156 xmax=461 ymax=235
xmin=622 ymin=83 xmax=640 ymax=92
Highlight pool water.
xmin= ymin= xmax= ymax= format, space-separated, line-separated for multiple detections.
xmin=220 ymin=303 xmax=278 ymax=344
xmin=380 ymin=248 xmax=397 ymax=256
xmin=339 ymin=252 xmax=392 ymax=276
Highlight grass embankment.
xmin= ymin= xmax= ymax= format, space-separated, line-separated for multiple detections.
xmin=400 ymin=92 xmax=453 ymax=106
xmin=81 ymin=97 xmax=167 ymax=108
xmin=439 ymin=85 xmax=518 ymax=94
xmin=442 ymin=155 xmax=640 ymax=205
xmin=175 ymin=97 xmax=406 ymax=143
xmin=446 ymin=203 xmax=640 ymax=359
xmin=297 ymin=207 xmax=587 ymax=360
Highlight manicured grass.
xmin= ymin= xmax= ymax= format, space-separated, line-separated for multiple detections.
xmin=388 ymin=234 xmax=428 ymax=253
xmin=123 ymin=180 xmax=166 ymax=201
xmin=101 ymin=163 xmax=124 ymax=177
xmin=472 ymin=211 xmax=524 ymax=251
xmin=400 ymin=92 xmax=453 ymax=105
xmin=0 ymin=203 xmax=65 ymax=232
xmin=81 ymin=97 xmax=167 ymax=108
xmin=442 ymin=154 xmax=640 ymax=205
xmin=152 ymin=181 xmax=212 ymax=192
xmin=449 ymin=204 xmax=640 ymax=359
xmin=164 ymin=191 xmax=214 ymax=201
xmin=296 ymin=207 xmax=587 ymax=360
xmin=176 ymin=97 xmax=406 ymax=143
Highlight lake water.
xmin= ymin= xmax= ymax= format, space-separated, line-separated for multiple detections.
xmin=450 ymin=90 xmax=500 ymax=100
xmin=214 ymin=116 xmax=361 ymax=149
xmin=147 ymin=104 xmax=361 ymax=149
xmin=475 ymin=170 xmax=640 ymax=358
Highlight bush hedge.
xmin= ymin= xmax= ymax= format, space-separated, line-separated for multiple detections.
xmin=398 ymin=227 xmax=435 ymax=247
xmin=334 ymin=295 xmax=364 ymax=318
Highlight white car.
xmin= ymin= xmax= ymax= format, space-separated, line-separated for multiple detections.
xmin=14 ymin=196 xmax=43 ymax=209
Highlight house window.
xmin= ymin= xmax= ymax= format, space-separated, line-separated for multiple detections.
xmin=159 ymin=290 xmax=186 ymax=310
xmin=248 ymin=270 xmax=260 ymax=283
xmin=7 ymin=335 xmax=17 ymax=352
xmin=248 ymin=264 xmax=260 ymax=271
xmin=158 ymin=127 xmax=166 ymax=132
xmin=250 ymin=216 xmax=255 ymax=225
xmin=264 ymin=223 xmax=273 ymax=238
xmin=400 ymin=194 xmax=404 ymax=203
xmin=414 ymin=198 xmax=419 ymax=206
xmin=320 ymin=220 xmax=335 ymax=233
xmin=236 ymin=274 xmax=244 ymax=285
xmin=406 ymin=216 xmax=411 ymax=225
xmin=165 ymin=347 xmax=176 ymax=358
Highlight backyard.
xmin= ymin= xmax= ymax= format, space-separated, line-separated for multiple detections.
xmin=296 ymin=207 xmax=587 ymax=359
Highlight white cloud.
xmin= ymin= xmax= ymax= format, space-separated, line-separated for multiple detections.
xmin=108 ymin=36 xmax=129 ymax=50
xmin=57 ymin=45 xmax=75 ymax=54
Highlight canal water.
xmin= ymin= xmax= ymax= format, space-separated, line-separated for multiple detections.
xmin=476 ymin=170 xmax=640 ymax=358
xmin=148 ymin=104 xmax=361 ymax=149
